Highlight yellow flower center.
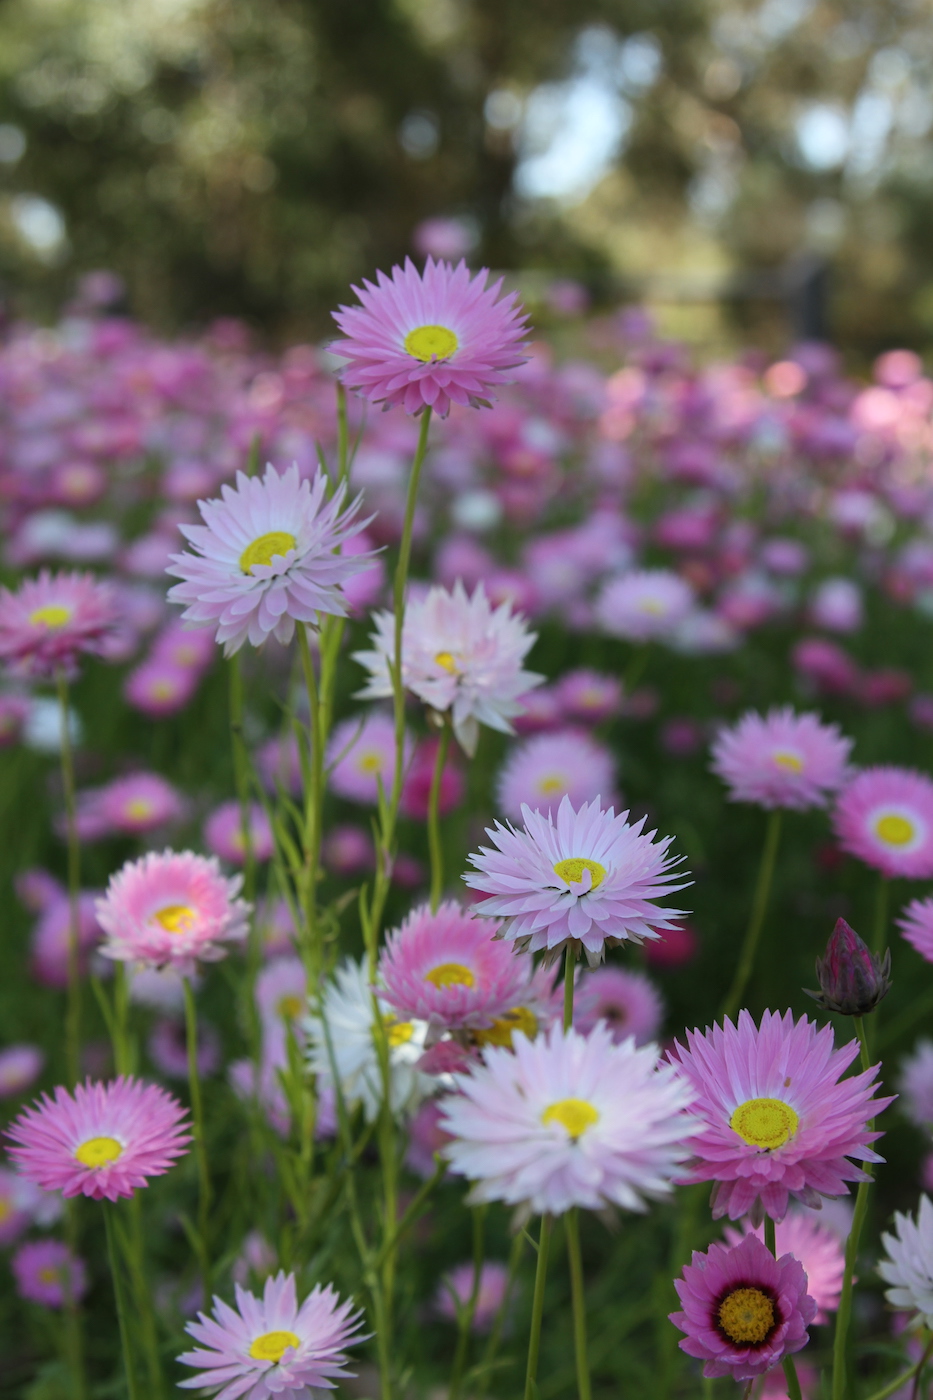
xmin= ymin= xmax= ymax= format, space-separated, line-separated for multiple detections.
xmin=248 ymin=1330 xmax=301 ymax=1362
xmin=541 ymin=1098 xmax=600 ymax=1139
xmin=124 ymin=798 xmax=154 ymax=820
xmin=875 ymin=813 xmax=915 ymax=846
xmin=278 ymin=995 xmax=303 ymax=1019
xmin=74 ymin=1136 xmax=123 ymax=1168
xmin=538 ymin=775 xmax=566 ymax=794
xmin=38 ymin=1267 xmax=61 ymax=1285
xmin=0 ymin=1199 xmax=10 ymax=1222
xmin=730 ymin=1097 xmax=799 ymax=1150
xmin=239 ymin=531 xmax=297 ymax=575
xmin=639 ymin=597 xmax=665 ymax=614
xmin=424 ymin=962 xmax=475 ymax=989
xmin=475 ymin=1006 xmax=538 ymax=1048
xmin=29 ymin=604 xmax=73 ymax=629
xmin=383 ymin=1016 xmax=414 ymax=1048
xmin=552 ymin=857 xmax=607 ymax=891
xmin=153 ymin=903 xmax=197 ymax=935
xmin=357 ymin=752 xmax=383 ymax=773
xmin=772 ymin=751 xmax=804 ymax=772
xmin=718 ymin=1286 xmax=775 ymax=1345
xmin=434 ymin=651 xmax=458 ymax=674
xmin=405 ymin=324 xmax=459 ymax=362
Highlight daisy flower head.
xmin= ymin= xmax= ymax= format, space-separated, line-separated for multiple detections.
xmin=463 ymin=795 xmax=690 ymax=965
xmin=6 ymin=1076 xmax=190 ymax=1201
xmin=72 ymin=771 xmax=185 ymax=841
xmin=12 ymin=1240 xmax=88 ymax=1308
xmin=331 ymin=257 xmax=529 ymax=417
xmin=95 ymin=849 xmax=251 ymax=977
xmin=710 ymin=707 xmax=853 ymax=811
xmin=327 ymin=712 xmax=413 ymax=806
xmin=177 ymin=1270 xmax=366 ymax=1400
xmin=0 ymin=1043 xmax=44 ymax=1098
xmin=354 ymin=580 xmax=543 ymax=757
xmin=832 ymin=767 xmax=933 ymax=879
xmin=378 ymin=901 xmax=529 ymax=1031
xmin=898 ymin=897 xmax=933 ymax=962
xmin=574 ymin=966 xmax=664 ymax=1046
xmin=439 ymin=1023 xmax=697 ymax=1216
xmin=670 ymin=1232 xmax=816 ymax=1381
xmin=595 ymin=569 xmax=695 ymax=644
xmin=204 ymin=801 xmax=274 ymax=865
xmin=166 ymin=464 xmax=374 ymax=656
xmin=878 ymin=1194 xmax=933 ymax=1327
xmin=0 ymin=570 xmax=117 ymax=680
xmin=668 ymin=1009 xmax=893 ymax=1222
xmin=495 ymin=728 xmax=618 ymax=821
xmin=724 ymin=1207 xmax=846 ymax=1323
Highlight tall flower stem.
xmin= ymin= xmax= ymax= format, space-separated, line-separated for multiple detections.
xmin=565 ymin=1208 xmax=592 ymax=1400
xmin=563 ymin=944 xmax=576 ymax=1031
xmin=297 ymin=625 xmax=326 ymax=986
xmin=831 ymin=1017 xmax=874 ymax=1400
xmin=428 ymin=723 xmax=451 ymax=913
xmin=477 ymin=1227 xmax=524 ymax=1400
xmin=126 ymin=1195 xmax=164 ymax=1400
xmin=523 ymin=1214 xmax=552 ymax=1400
xmin=448 ymin=1205 xmax=487 ymax=1400
xmin=56 ymin=673 xmax=82 ymax=1087
xmin=183 ymin=978 xmax=212 ymax=1306
xmin=721 ymin=809 xmax=783 ymax=1022
xmin=103 ymin=1202 xmax=141 ymax=1400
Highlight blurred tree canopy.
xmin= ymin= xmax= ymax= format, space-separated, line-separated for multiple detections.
xmin=0 ymin=0 xmax=930 ymax=353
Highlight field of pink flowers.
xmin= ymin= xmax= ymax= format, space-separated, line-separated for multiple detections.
xmin=2 ymin=262 xmax=933 ymax=1400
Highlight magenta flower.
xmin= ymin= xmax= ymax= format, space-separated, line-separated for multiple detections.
xmin=167 ymin=464 xmax=373 ymax=655
xmin=710 ymin=707 xmax=852 ymax=811
xmin=832 ymin=767 xmax=933 ymax=878
xmin=176 ymin=1270 xmax=366 ymax=1400
xmin=331 ymin=257 xmax=529 ymax=417
xmin=724 ymin=1208 xmax=846 ymax=1323
xmin=670 ymin=1232 xmax=816 ymax=1381
xmin=95 ymin=850 xmax=250 ymax=976
xmin=70 ymin=771 xmax=185 ymax=841
xmin=12 ymin=1240 xmax=88 ymax=1308
xmin=574 ymin=966 xmax=664 ymax=1046
xmin=436 ymin=1261 xmax=511 ymax=1332
xmin=555 ymin=669 xmax=623 ymax=724
xmin=463 ymin=795 xmax=690 ymax=964
xmin=0 ymin=570 xmax=117 ymax=679
xmin=6 ymin=1077 xmax=190 ymax=1201
xmin=378 ymin=901 xmax=529 ymax=1031
xmin=0 ymin=1043 xmax=44 ymax=1098
xmin=496 ymin=728 xmax=618 ymax=821
xmin=898 ymin=896 xmax=933 ymax=961
xmin=124 ymin=659 xmax=198 ymax=717
xmin=327 ymin=712 xmax=413 ymax=806
xmin=668 ymin=1009 xmax=893 ymax=1221
xmin=204 ymin=802 xmax=274 ymax=865
xmin=148 ymin=1017 xmax=221 ymax=1080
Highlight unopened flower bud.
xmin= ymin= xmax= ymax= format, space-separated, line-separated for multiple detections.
xmin=805 ymin=917 xmax=891 ymax=1016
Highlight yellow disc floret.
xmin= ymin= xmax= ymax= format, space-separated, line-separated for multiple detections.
xmin=278 ymin=995 xmax=304 ymax=1019
xmin=424 ymin=962 xmax=475 ymax=989
xmin=248 ymin=1330 xmax=301 ymax=1362
xmin=772 ymin=751 xmax=804 ymax=772
xmin=405 ymin=325 xmax=459 ymax=362
xmin=434 ymin=651 xmax=458 ymax=673
xmin=538 ymin=775 xmax=566 ymax=794
xmin=717 ymin=1286 xmax=775 ymax=1344
xmin=153 ymin=904 xmax=197 ymax=935
xmin=730 ymin=1097 xmax=799 ymax=1150
xmin=239 ymin=531 xmax=297 ymax=575
xmin=29 ymin=604 xmax=73 ymax=629
xmin=552 ymin=857 xmax=607 ymax=891
xmin=875 ymin=813 xmax=915 ymax=846
xmin=475 ymin=1005 xmax=539 ymax=1048
xmin=357 ymin=752 xmax=383 ymax=773
xmin=383 ymin=1017 xmax=414 ymax=1048
xmin=124 ymin=799 xmax=154 ymax=820
xmin=541 ymin=1098 xmax=600 ymax=1139
xmin=75 ymin=1136 xmax=123 ymax=1168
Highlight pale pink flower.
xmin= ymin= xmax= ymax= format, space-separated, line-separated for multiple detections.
xmin=595 ymin=569 xmax=695 ymax=643
xmin=710 ymin=707 xmax=852 ymax=811
xmin=0 ymin=570 xmax=117 ymax=680
xmin=495 ymin=728 xmax=618 ymax=821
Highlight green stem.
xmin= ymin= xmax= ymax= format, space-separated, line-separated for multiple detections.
xmin=563 ymin=944 xmax=576 ymax=1031
xmin=524 ymin=1215 xmax=552 ymax=1400
xmin=831 ymin=1018 xmax=875 ymax=1400
xmin=183 ymin=979 xmax=212 ymax=1306
xmin=764 ymin=1215 xmax=775 ymax=1255
xmin=336 ymin=382 xmax=349 ymax=485
xmin=477 ymin=1228 xmax=525 ymax=1400
xmin=448 ymin=1205 xmax=486 ymax=1400
xmin=126 ymin=1195 xmax=164 ymax=1399
xmin=56 ymin=673 xmax=82 ymax=1087
xmin=782 ymin=1355 xmax=803 ymax=1400
xmin=229 ymin=655 xmax=256 ymax=904
xmin=62 ymin=1282 xmax=87 ymax=1400
xmin=720 ymin=809 xmax=783 ymax=1022
xmin=565 ymin=1209 xmax=592 ymax=1400
xmin=428 ymin=724 xmax=451 ymax=914
xmin=103 ymin=1203 xmax=140 ymax=1400
xmin=297 ymin=626 xmax=325 ymax=987
xmin=873 ymin=875 xmax=890 ymax=957
xmin=863 ymin=1365 xmax=923 ymax=1400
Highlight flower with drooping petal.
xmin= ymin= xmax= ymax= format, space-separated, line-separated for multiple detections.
xmin=496 ymin=728 xmax=618 ymax=821
xmin=378 ymin=901 xmax=529 ymax=1031
xmin=177 ymin=1270 xmax=366 ymax=1400
xmin=574 ymin=966 xmax=664 ymax=1046
xmin=710 ymin=707 xmax=852 ymax=811
xmin=670 ymin=1232 xmax=816 ymax=1381
xmin=595 ymin=569 xmax=695 ymax=643
xmin=832 ymin=767 xmax=933 ymax=879
xmin=668 ymin=1009 xmax=893 ymax=1222
xmin=327 ymin=712 xmax=413 ymax=805
xmin=463 ymin=795 xmax=690 ymax=965
xmin=898 ymin=897 xmax=933 ymax=962
xmin=354 ymin=580 xmax=543 ymax=756
xmin=331 ymin=257 xmax=529 ymax=417
xmin=724 ymin=1207 xmax=846 ymax=1323
xmin=12 ymin=1240 xmax=88 ymax=1308
xmin=878 ymin=1195 xmax=933 ymax=1327
xmin=0 ymin=570 xmax=117 ymax=680
xmin=95 ymin=850 xmax=251 ymax=977
xmin=166 ymin=464 xmax=374 ymax=656
xmin=439 ymin=1023 xmax=697 ymax=1215
xmin=6 ymin=1077 xmax=190 ymax=1201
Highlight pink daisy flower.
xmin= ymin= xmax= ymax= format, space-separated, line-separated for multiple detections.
xmin=463 ymin=795 xmax=690 ymax=965
xmin=378 ymin=901 xmax=529 ymax=1031
xmin=204 ymin=802 xmax=274 ymax=865
xmin=495 ymin=728 xmax=618 ymax=821
xmin=167 ymin=464 xmax=373 ymax=656
xmin=327 ymin=712 xmax=413 ymax=806
xmin=331 ymin=257 xmax=529 ymax=417
xmin=6 ymin=1077 xmax=190 ymax=1201
xmin=439 ymin=1023 xmax=697 ymax=1215
xmin=574 ymin=966 xmax=664 ymax=1046
xmin=724 ymin=1208 xmax=846 ymax=1323
xmin=0 ymin=1043 xmax=44 ymax=1098
xmin=710 ymin=707 xmax=853 ymax=811
xmin=595 ymin=569 xmax=695 ymax=643
xmin=176 ymin=1270 xmax=366 ymax=1400
xmin=832 ymin=767 xmax=933 ymax=879
xmin=70 ymin=771 xmax=185 ymax=841
xmin=668 ymin=1009 xmax=893 ymax=1222
xmin=12 ymin=1240 xmax=88 ymax=1308
xmin=354 ymin=581 xmax=543 ymax=757
xmin=898 ymin=897 xmax=933 ymax=961
xmin=0 ymin=570 xmax=117 ymax=680
xmin=555 ymin=669 xmax=623 ymax=725
xmin=95 ymin=849 xmax=251 ymax=976
xmin=670 ymin=1232 xmax=816 ymax=1381
xmin=435 ymin=1260 xmax=511 ymax=1332
xmin=124 ymin=659 xmax=198 ymax=717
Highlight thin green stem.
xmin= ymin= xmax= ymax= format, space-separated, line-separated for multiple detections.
xmin=721 ymin=809 xmax=783 ymax=1022
xmin=428 ymin=724 xmax=450 ymax=914
xmin=62 ymin=1277 xmax=87 ymax=1400
xmin=764 ymin=1215 xmax=775 ymax=1255
xmin=477 ymin=1228 xmax=525 ymax=1400
xmin=448 ymin=1206 xmax=486 ymax=1400
xmin=565 ymin=1208 xmax=592 ymax=1400
xmin=183 ymin=979 xmax=212 ymax=1306
xmin=862 ymin=1352 xmax=928 ymax=1400
xmin=103 ymin=1203 xmax=140 ymax=1400
xmin=336 ymin=382 xmax=349 ymax=485
xmin=782 ymin=1355 xmax=803 ymax=1400
xmin=873 ymin=875 xmax=890 ymax=957
xmin=831 ymin=1017 xmax=875 ymax=1400
xmin=524 ymin=1215 xmax=552 ymax=1400
xmin=56 ymin=673 xmax=82 ymax=1087
xmin=297 ymin=626 xmax=325 ymax=986
xmin=126 ymin=1195 xmax=164 ymax=1400
xmin=563 ymin=944 xmax=576 ymax=1031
